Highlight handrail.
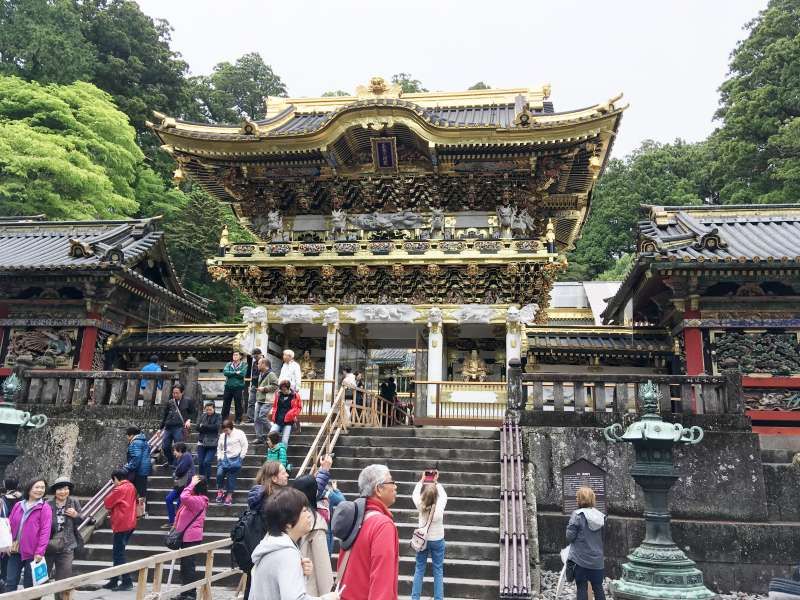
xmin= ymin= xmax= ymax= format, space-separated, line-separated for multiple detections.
xmin=412 ymin=380 xmax=507 ymax=386
xmin=296 ymin=386 xmax=347 ymax=477
xmin=78 ymin=429 xmax=164 ymax=532
xmin=499 ymin=417 xmax=531 ymax=599
xmin=0 ymin=538 xmax=242 ymax=600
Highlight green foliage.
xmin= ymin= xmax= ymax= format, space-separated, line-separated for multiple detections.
xmin=596 ymin=253 xmax=634 ymax=281
xmin=163 ymin=189 xmax=255 ymax=320
xmin=322 ymin=90 xmax=349 ymax=97
xmin=710 ymin=0 xmax=800 ymax=204
xmin=0 ymin=0 xmax=96 ymax=84
xmin=76 ymin=0 xmax=189 ymax=132
xmin=564 ymin=140 xmax=710 ymax=279
xmin=187 ymin=53 xmax=287 ymax=123
xmin=0 ymin=75 xmax=143 ymax=219
xmin=391 ymin=73 xmax=427 ymax=93
xmin=468 ymin=81 xmax=491 ymax=90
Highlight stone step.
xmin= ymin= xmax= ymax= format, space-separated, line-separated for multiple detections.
xmin=144 ymin=477 xmax=500 ymax=500
xmin=109 ymin=514 xmax=499 ymax=544
xmin=81 ymin=541 xmax=499 ymax=576
xmin=141 ymin=491 xmax=498 ymax=513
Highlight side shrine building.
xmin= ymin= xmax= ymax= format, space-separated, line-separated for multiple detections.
xmin=148 ymin=77 xmax=627 ymax=417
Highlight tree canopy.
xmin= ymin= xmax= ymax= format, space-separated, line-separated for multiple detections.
xmin=187 ymin=52 xmax=287 ymax=123
xmin=468 ymin=81 xmax=491 ymax=90
xmin=322 ymin=89 xmax=349 ymax=97
xmin=391 ymin=73 xmax=427 ymax=93
xmin=0 ymin=75 xmax=145 ymax=219
xmin=709 ymin=0 xmax=800 ymax=204
xmin=563 ymin=140 xmax=710 ymax=280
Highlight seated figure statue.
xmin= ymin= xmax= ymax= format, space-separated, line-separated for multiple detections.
xmin=462 ymin=349 xmax=488 ymax=382
xmin=299 ymin=350 xmax=317 ymax=379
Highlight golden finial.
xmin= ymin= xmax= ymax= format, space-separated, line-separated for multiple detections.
xmin=546 ymin=219 xmax=555 ymax=244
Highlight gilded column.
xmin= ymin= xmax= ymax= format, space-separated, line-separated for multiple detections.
xmin=506 ymin=307 xmax=523 ymax=371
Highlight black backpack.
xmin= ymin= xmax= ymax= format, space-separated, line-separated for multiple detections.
xmin=230 ymin=507 xmax=267 ymax=571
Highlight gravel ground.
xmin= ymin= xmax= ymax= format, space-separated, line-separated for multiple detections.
xmin=534 ymin=570 xmax=768 ymax=600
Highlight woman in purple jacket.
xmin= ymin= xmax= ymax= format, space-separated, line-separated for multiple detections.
xmin=5 ymin=478 xmax=53 ymax=590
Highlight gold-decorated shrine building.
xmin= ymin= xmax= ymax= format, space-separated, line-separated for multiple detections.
xmin=150 ymin=78 xmax=627 ymax=416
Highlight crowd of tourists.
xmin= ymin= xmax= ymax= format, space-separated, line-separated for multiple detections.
xmin=0 ymin=344 xmax=608 ymax=600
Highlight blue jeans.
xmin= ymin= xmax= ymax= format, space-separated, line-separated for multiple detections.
xmin=5 ymin=555 xmax=32 ymax=590
xmin=575 ymin=564 xmax=605 ymax=600
xmin=411 ymin=537 xmax=445 ymax=600
xmin=162 ymin=426 xmax=184 ymax=465
xmin=197 ymin=446 xmax=215 ymax=481
xmin=269 ymin=423 xmax=291 ymax=447
xmin=216 ymin=463 xmax=241 ymax=494
xmin=166 ymin=488 xmax=183 ymax=524
xmin=112 ymin=530 xmax=134 ymax=585
xmin=254 ymin=402 xmax=271 ymax=440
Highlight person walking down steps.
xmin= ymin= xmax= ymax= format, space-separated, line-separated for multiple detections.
xmin=566 ymin=486 xmax=606 ymax=600
xmin=216 ymin=419 xmax=248 ymax=507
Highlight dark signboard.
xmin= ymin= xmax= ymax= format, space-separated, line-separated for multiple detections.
xmin=372 ymin=137 xmax=398 ymax=171
xmin=561 ymin=458 xmax=607 ymax=514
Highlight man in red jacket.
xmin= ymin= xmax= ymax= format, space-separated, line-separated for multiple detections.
xmin=103 ymin=469 xmax=138 ymax=591
xmin=338 ymin=464 xmax=399 ymax=600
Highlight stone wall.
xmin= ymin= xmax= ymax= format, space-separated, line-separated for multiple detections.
xmin=6 ymin=405 xmax=160 ymax=496
xmin=524 ymin=423 xmax=796 ymax=593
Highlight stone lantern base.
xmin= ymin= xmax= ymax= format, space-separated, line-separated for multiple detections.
xmin=610 ymin=542 xmax=717 ymax=599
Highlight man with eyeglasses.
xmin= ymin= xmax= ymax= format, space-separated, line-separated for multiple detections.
xmin=337 ymin=464 xmax=399 ymax=600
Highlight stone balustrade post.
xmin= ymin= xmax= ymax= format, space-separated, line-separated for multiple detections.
xmin=180 ymin=356 xmax=201 ymax=412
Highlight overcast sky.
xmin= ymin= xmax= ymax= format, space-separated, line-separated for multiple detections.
xmin=135 ymin=0 xmax=768 ymax=158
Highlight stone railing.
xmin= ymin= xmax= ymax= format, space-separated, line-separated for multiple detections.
xmin=10 ymin=356 xmax=200 ymax=406
xmin=506 ymin=359 xmax=744 ymax=416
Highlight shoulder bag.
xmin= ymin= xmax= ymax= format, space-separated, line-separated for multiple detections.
xmin=220 ymin=434 xmax=243 ymax=470
xmin=165 ymin=506 xmax=204 ymax=550
xmin=410 ymin=507 xmax=435 ymax=552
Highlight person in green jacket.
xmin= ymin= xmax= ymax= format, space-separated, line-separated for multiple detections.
xmin=222 ymin=351 xmax=247 ymax=424
xmin=266 ymin=430 xmax=289 ymax=470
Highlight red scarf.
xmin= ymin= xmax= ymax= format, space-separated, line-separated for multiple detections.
xmin=366 ymin=497 xmax=393 ymax=519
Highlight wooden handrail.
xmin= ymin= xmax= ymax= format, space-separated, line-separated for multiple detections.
xmin=296 ymin=386 xmax=347 ymax=477
xmin=0 ymin=538 xmax=242 ymax=600
xmin=78 ymin=430 xmax=164 ymax=532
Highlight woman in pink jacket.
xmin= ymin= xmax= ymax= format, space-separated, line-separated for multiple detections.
xmin=174 ymin=475 xmax=209 ymax=600
xmin=5 ymin=478 xmax=53 ymax=590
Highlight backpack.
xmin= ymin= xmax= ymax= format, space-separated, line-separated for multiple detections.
xmin=229 ymin=507 xmax=267 ymax=572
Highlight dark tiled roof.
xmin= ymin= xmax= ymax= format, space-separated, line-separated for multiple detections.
xmin=638 ymin=206 xmax=800 ymax=262
xmin=527 ymin=331 xmax=672 ymax=354
xmin=0 ymin=218 xmax=161 ymax=271
xmin=269 ymin=102 xmax=554 ymax=135
xmin=114 ymin=329 xmax=240 ymax=352
xmin=0 ymin=217 xmax=213 ymax=319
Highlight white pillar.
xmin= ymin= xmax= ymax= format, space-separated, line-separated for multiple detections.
xmin=426 ymin=307 xmax=444 ymax=418
xmin=506 ymin=307 xmax=522 ymax=372
xmin=322 ymin=308 xmax=340 ymax=406
xmin=239 ymin=306 xmax=269 ymax=355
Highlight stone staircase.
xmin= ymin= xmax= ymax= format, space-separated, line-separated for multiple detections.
xmin=75 ymin=423 xmax=502 ymax=600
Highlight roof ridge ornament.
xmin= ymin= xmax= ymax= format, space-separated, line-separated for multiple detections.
xmin=356 ymin=76 xmax=402 ymax=99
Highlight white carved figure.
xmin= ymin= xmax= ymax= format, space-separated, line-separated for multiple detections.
xmin=240 ymin=306 xmax=268 ymax=324
xmin=427 ymin=306 xmax=444 ymax=326
xmin=323 ymin=307 xmax=340 ymax=326
xmin=350 ymin=304 xmax=421 ymax=323
xmin=276 ymin=305 xmax=320 ymax=324
xmin=506 ymin=306 xmax=521 ymax=324
xmin=330 ymin=209 xmax=348 ymax=239
xmin=519 ymin=304 xmax=539 ymax=324
xmin=453 ymin=305 xmax=497 ymax=324
xmin=429 ymin=209 xmax=445 ymax=238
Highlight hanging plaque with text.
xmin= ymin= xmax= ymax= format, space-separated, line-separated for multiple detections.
xmin=561 ymin=458 xmax=607 ymax=514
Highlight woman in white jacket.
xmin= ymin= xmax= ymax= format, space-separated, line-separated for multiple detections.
xmin=411 ymin=470 xmax=448 ymax=600
xmin=250 ymin=487 xmax=338 ymax=600
xmin=215 ymin=419 xmax=248 ymax=506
